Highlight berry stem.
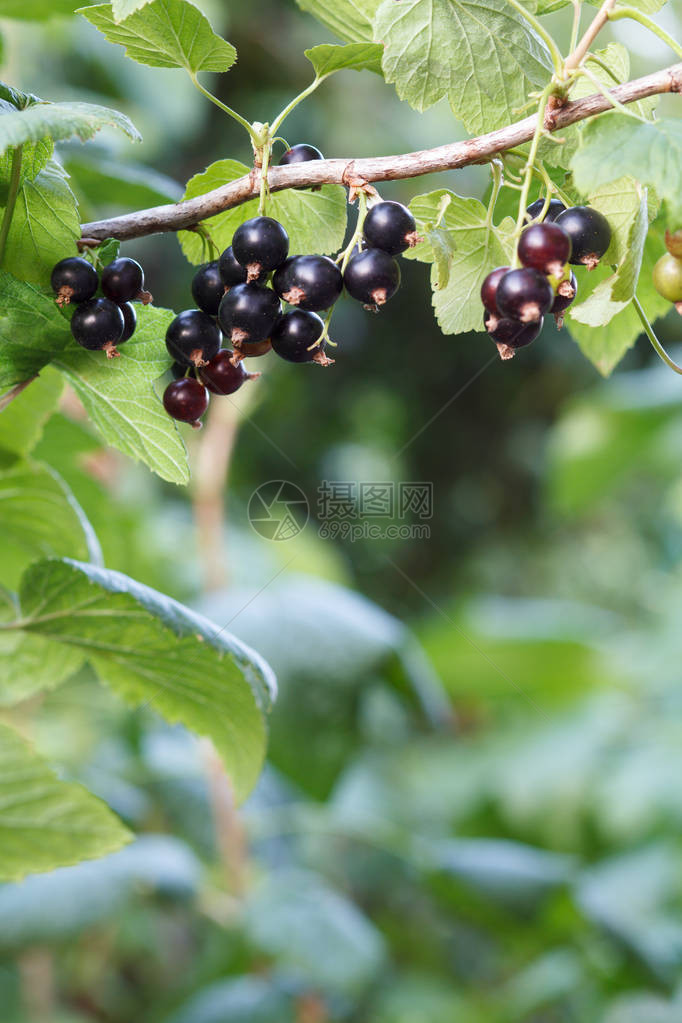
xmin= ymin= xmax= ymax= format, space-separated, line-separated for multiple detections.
xmin=512 ymin=84 xmax=554 ymax=261
xmin=564 ymin=0 xmax=617 ymax=73
xmin=338 ymin=190 xmax=369 ymax=274
xmin=607 ymin=8 xmax=682 ymax=62
xmin=571 ymin=65 xmax=646 ymax=121
xmin=258 ymin=137 xmax=272 ymax=217
xmin=485 ymin=161 xmax=503 ymax=229
xmin=569 ymin=0 xmax=582 ymax=55
xmin=632 ymin=295 xmax=682 ymax=376
xmin=189 ymin=74 xmax=261 ymax=145
xmin=0 ymin=144 xmax=23 ymax=267
xmin=503 ymin=0 xmax=564 ymax=75
xmin=270 ymin=76 xmax=326 ymax=136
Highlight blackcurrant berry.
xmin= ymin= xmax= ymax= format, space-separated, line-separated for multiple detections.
xmin=271 ymin=310 xmax=333 ymax=365
xmin=652 ymin=253 xmax=682 ymax=303
xmin=102 ymin=257 xmax=151 ymax=303
xmin=362 ymin=201 xmax=418 ymax=256
xmin=518 ymin=222 xmax=572 ymax=277
xmin=199 ymin=350 xmax=259 ymax=395
xmin=555 ymin=206 xmax=611 ymax=269
xmin=273 ymin=255 xmax=343 ymax=312
xmin=279 ymin=143 xmax=323 ymax=165
xmin=524 ymin=198 xmax=566 ymax=224
xmin=343 ymin=248 xmax=401 ymax=309
xmin=191 ymin=261 xmax=225 ymax=315
xmin=71 ymin=298 xmax=124 ymax=358
xmin=51 ymin=256 xmax=98 ymax=307
xmin=217 ymin=283 xmax=281 ymax=347
xmin=119 ymin=301 xmax=137 ymax=342
xmin=218 ymin=245 xmax=248 ymax=288
xmin=232 ymin=216 xmax=289 ymax=280
xmin=484 ymin=311 xmax=543 ymax=360
xmin=496 ymin=268 xmax=554 ymax=323
xmin=480 ymin=265 xmax=510 ymax=326
xmin=163 ymin=378 xmax=209 ymax=429
xmin=551 ymin=271 xmax=578 ymax=327
xmin=231 ymin=338 xmax=273 ymax=363
xmin=165 ymin=309 xmax=221 ymax=367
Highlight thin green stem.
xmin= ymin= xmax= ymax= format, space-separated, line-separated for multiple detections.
xmin=513 ymin=85 xmax=554 ymax=261
xmin=572 ymin=65 xmax=645 ymax=119
xmin=608 ymin=8 xmax=682 ymax=61
xmin=258 ymin=141 xmax=272 ymax=216
xmin=504 ymin=0 xmax=565 ymax=75
xmin=189 ymin=74 xmax=260 ymax=144
xmin=338 ymin=191 xmax=369 ymax=274
xmin=569 ymin=0 xmax=582 ymax=53
xmin=270 ymin=76 xmax=326 ymax=136
xmin=486 ymin=161 xmax=503 ymax=229
xmin=632 ymin=295 xmax=682 ymax=375
xmin=0 ymin=145 xmax=23 ymax=266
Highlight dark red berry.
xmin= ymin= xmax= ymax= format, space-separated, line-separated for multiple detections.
xmin=163 ymin=377 xmax=209 ymax=428
xmin=484 ymin=310 xmax=543 ymax=360
xmin=217 ymin=283 xmax=281 ymax=348
xmin=199 ymin=349 xmax=259 ymax=394
xmin=231 ymin=338 xmax=272 ymax=364
xmin=555 ymin=206 xmax=611 ymax=269
xmin=102 ymin=257 xmax=150 ymax=303
xmin=51 ymin=256 xmax=98 ymax=307
xmin=518 ymin=222 xmax=572 ymax=277
xmin=232 ymin=216 xmax=289 ymax=280
xmin=496 ymin=268 xmax=554 ymax=323
xmin=71 ymin=297 xmax=124 ymax=358
xmin=165 ymin=309 xmax=221 ymax=367
xmin=273 ymin=255 xmax=343 ymax=312
xmin=271 ymin=310 xmax=333 ymax=365
xmin=362 ymin=201 xmax=418 ymax=255
xmin=480 ymin=266 xmax=510 ymax=322
xmin=191 ymin=261 xmax=225 ymax=315
xmin=524 ymin=198 xmax=566 ymax=224
xmin=118 ymin=301 xmax=136 ymax=342
xmin=279 ymin=144 xmax=323 ymax=165
xmin=551 ymin=271 xmax=578 ymax=327
xmin=343 ymin=248 xmax=401 ymax=309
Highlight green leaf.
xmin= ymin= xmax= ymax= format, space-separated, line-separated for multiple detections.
xmin=0 ymin=366 xmax=62 ymax=458
xmin=63 ymin=150 xmax=182 ymax=215
xmin=374 ymin=0 xmax=553 ymax=134
xmin=0 ymin=0 xmax=84 ymax=18
xmin=0 ymin=270 xmax=72 ymax=391
xmin=178 ymin=159 xmax=347 ymax=264
xmin=404 ymin=189 xmax=512 ymax=335
xmin=304 ymin=42 xmax=383 ymax=77
xmin=571 ymin=115 xmax=682 ymax=227
xmin=13 ymin=558 xmax=276 ymax=802
xmin=0 ymin=100 xmax=140 ymax=160
xmin=78 ymin=0 xmax=237 ymax=74
xmin=53 ymin=305 xmax=191 ymax=486
xmin=295 ymin=0 xmax=381 ymax=42
xmin=0 ymin=721 xmax=130 ymax=882
xmin=111 ymin=0 xmax=151 ymax=18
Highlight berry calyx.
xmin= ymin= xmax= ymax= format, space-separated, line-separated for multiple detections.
xmin=199 ymin=349 xmax=259 ymax=394
xmin=362 ymin=201 xmax=419 ymax=255
xmin=163 ymin=377 xmax=209 ymax=429
xmin=165 ymin=309 xmax=221 ymax=367
xmin=118 ymin=301 xmax=137 ymax=342
xmin=271 ymin=310 xmax=333 ymax=365
xmin=218 ymin=283 xmax=281 ymax=347
xmin=232 ymin=216 xmax=289 ymax=281
xmin=191 ymin=261 xmax=225 ymax=315
xmin=652 ymin=252 xmax=682 ymax=304
xmin=524 ymin=198 xmax=566 ymax=224
xmin=230 ymin=338 xmax=272 ymax=364
xmin=102 ymin=257 xmax=151 ymax=303
xmin=518 ymin=222 xmax=572 ymax=277
xmin=495 ymin=268 xmax=554 ymax=323
xmin=279 ymin=143 xmax=323 ymax=165
xmin=273 ymin=255 xmax=343 ymax=311
xmin=484 ymin=311 xmax=543 ymax=360
xmin=555 ymin=206 xmax=611 ymax=269
xmin=70 ymin=298 xmax=124 ymax=358
xmin=480 ymin=265 xmax=510 ymax=330
xmin=551 ymin=271 xmax=578 ymax=328
xmin=51 ymin=256 xmax=98 ymax=307
xmin=343 ymin=248 xmax=401 ymax=309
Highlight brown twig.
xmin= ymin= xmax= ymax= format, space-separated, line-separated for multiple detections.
xmin=80 ymin=64 xmax=682 ymax=243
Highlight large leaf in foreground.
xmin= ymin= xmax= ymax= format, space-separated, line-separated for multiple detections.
xmin=0 ymin=99 xmax=140 ymax=158
xmin=0 ymin=271 xmax=72 ymax=390
xmin=295 ymin=0 xmax=381 ymax=43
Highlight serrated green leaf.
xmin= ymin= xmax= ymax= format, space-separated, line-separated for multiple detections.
xmin=0 ymin=100 xmax=139 ymax=162
xmin=295 ymin=0 xmax=381 ymax=42
xmin=571 ymin=115 xmax=682 ymax=227
xmin=112 ymin=0 xmax=151 ymax=18
xmin=0 ymin=366 xmax=62 ymax=458
xmin=178 ymin=159 xmax=347 ymax=264
xmin=0 ymin=271 xmax=72 ymax=391
xmin=304 ymin=42 xmax=383 ymax=77
xmin=90 ymin=237 xmax=120 ymax=266
xmin=78 ymin=0 xmax=237 ymax=74
xmin=53 ymin=305 xmax=190 ymax=486
xmin=12 ymin=558 xmax=276 ymax=802
xmin=0 ymin=630 xmax=85 ymax=706
xmin=405 ymin=189 xmax=512 ymax=335
xmin=374 ymin=0 xmax=553 ymax=134
xmin=0 ymin=0 xmax=84 ymax=18
xmin=0 ymin=721 xmax=130 ymax=881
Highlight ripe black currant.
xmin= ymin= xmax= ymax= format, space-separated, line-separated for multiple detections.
xmin=551 ymin=271 xmax=578 ymax=324
xmin=232 ymin=216 xmax=289 ymax=280
xmin=271 ymin=310 xmax=333 ymax=365
xmin=496 ymin=268 xmax=554 ymax=323
xmin=343 ymin=248 xmax=401 ymax=309
xmin=119 ymin=301 xmax=137 ymax=342
xmin=362 ymin=201 xmax=418 ymax=255
xmin=480 ymin=265 xmax=510 ymax=327
xmin=71 ymin=298 xmax=124 ymax=358
xmin=524 ymin=198 xmax=566 ymax=224
xmin=279 ymin=143 xmax=323 ymax=165
xmin=273 ymin=255 xmax=343 ymax=312
xmin=231 ymin=338 xmax=272 ymax=363
xmin=165 ymin=309 xmax=221 ymax=367
xmin=51 ymin=256 xmax=98 ymax=307
xmin=219 ymin=245 xmax=247 ymax=288
xmin=218 ymin=283 xmax=281 ymax=347
xmin=518 ymin=222 xmax=572 ymax=277
xmin=555 ymin=206 xmax=611 ymax=269
xmin=163 ymin=378 xmax=209 ymax=428
xmin=484 ymin=310 xmax=543 ymax=360
xmin=102 ymin=257 xmax=151 ymax=303
xmin=199 ymin=349 xmax=259 ymax=394
xmin=191 ymin=261 xmax=225 ymax=315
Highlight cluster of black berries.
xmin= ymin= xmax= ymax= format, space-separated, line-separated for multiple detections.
xmin=51 ymin=255 xmax=151 ymax=359
xmin=481 ymin=200 xmax=612 ymax=360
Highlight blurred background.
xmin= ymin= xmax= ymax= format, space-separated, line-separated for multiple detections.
xmin=2 ymin=1 xmax=682 ymax=1020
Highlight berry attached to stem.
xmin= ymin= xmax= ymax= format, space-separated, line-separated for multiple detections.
xmin=271 ymin=310 xmax=333 ymax=365
xmin=496 ymin=268 xmax=554 ymax=323
xmin=102 ymin=257 xmax=151 ymax=303
xmin=518 ymin=222 xmax=572 ymax=277
xmin=555 ymin=206 xmax=611 ymax=270
xmin=279 ymin=143 xmax=323 ymax=165
xmin=551 ymin=271 xmax=578 ymax=327
xmin=118 ymin=301 xmax=137 ymax=342
xmin=481 ymin=265 xmax=510 ymax=331
xmin=218 ymin=283 xmax=281 ymax=347
xmin=652 ymin=252 xmax=682 ymax=304
xmin=524 ymin=198 xmax=566 ymax=224
xmin=273 ymin=255 xmax=343 ymax=311
xmin=362 ymin=201 xmax=419 ymax=255
xmin=191 ymin=261 xmax=225 ymax=316
xmin=163 ymin=377 xmax=209 ymax=428
xmin=165 ymin=309 xmax=221 ymax=367
xmin=199 ymin=350 xmax=259 ymax=394
xmin=71 ymin=297 xmax=125 ymax=358
xmin=484 ymin=311 xmax=543 ymax=360
xmin=343 ymin=248 xmax=401 ymax=309
xmin=230 ymin=339 xmax=272 ymax=364
xmin=232 ymin=216 xmax=289 ymax=281
xmin=51 ymin=256 xmax=98 ymax=307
